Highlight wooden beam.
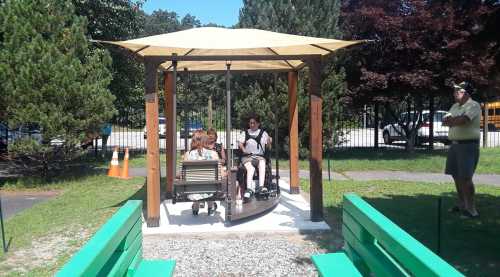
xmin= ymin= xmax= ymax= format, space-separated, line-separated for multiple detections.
xmin=150 ymin=54 xmax=322 ymax=64
xmin=164 ymin=72 xmax=174 ymax=198
xmin=160 ymin=68 xmax=297 ymax=74
xmin=288 ymin=71 xmax=300 ymax=194
xmin=145 ymin=59 xmax=161 ymax=227
xmin=308 ymin=57 xmax=324 ymax=222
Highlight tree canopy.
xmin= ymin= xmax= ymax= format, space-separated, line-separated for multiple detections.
xmin=0 ymin=0 xmax=116 ymax=173
xmin=340 ymin=0 xmax=500 ymax=104
xmin=238 ymin=0 xmax=346 ymax=156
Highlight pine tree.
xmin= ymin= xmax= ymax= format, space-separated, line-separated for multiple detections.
xmin=238 ymin=0 xmax=346 ymax=157
xmin=0 ymin=0 xmax=116 ymax=174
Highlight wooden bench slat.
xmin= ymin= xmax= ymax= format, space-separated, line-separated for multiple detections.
xmin=104 ymin=232 xmax=142 ymax=277
xmin=127 ymin=248 xmax=143 ymax=277
xmin=342 ymin=224 xmax=404 ymax=277
xmin=342 ymin=209 xmax=373 ymax=243
xmin=343 ymin=193 xmax=463 ymax=277
xmin=56 ymin=200 xmax=142 ymax=277
xmin=343 ymin=243 xmax=370 ymax=276
xmin=134 ymin=259 xmax=176 ymax=276
xmin=118 ymin=217 xmax=142 ymax=251
xmin=311 ymin=252 xmax=362 ymax=277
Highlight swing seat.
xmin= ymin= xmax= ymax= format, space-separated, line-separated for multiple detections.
xmin=172 ymin=160 xmax=226 ymax=205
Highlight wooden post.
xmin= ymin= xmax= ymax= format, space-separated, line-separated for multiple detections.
xmin=164 ymin=72 xmax=174 ymax=198
xmin=307 ymin=57 xmax=323 ymax=222
xmin=288 ymin=71 xmax=300 ymax=194
xmin=483 ymin=102 xmax=489 ymax=148
xmin=144 ymin=59 xmax=160 ymax=227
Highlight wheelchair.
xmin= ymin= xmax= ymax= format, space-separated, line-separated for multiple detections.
xmin=236 ymin=149 xmax=279 ymax=201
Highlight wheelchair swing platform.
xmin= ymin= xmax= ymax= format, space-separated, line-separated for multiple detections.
xmin=172 ymin=160 xmax=280 ymax=223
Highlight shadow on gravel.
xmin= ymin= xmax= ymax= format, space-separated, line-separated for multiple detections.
xmin=301 ymin=192 xmax=500 ymax=277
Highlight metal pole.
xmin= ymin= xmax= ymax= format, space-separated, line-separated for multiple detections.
xmin=225 ymin=62 xmax=232 ymax=169
xmin=374 ymin=103 xmax=379 ymax=149
xmin=183 ymin=68 xmax=189 ymax=152
xmin=0 ymin=194 xmax=7 ymax=252
xmin=483 ymin=102 xmax=489 ymax=148
xmin=363 ymin=104 xmax=367 ymax=129
xmin=208 ymin=95 xmax=213 ymax=129
xmin=274 ymin=73 xmax=280 ymax=182
xmin=172 ymin=56 xmax=178 ymax=179
xmin=327 ymin=151 xmax=331 ymax=181
xmin=437 ymin=197 xmax=442 ymax=256
xmin=429 ymin=95 xmax=435 ymax=150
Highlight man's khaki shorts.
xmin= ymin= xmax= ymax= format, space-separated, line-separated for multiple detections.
xmin=445 ymin=141 xmax=479 ymax=179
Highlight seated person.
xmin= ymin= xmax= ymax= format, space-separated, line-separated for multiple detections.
xmin=183 ymin=130 xmax=221 ymax=215
xmin=206 ymin=128 xmax=226 ymax=166
xmin=238 ymin=114 xmax=272 ymax=199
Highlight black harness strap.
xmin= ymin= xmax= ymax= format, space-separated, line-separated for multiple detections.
xmin=244 ymin=129 xmax=265 ymax=156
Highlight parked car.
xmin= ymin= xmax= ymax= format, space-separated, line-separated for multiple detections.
xmin=382 ymin=110 xmax=450 ymax=145
xmin=180 ymin=120 xmax=203 ymax=139
xmin=144 ymin=117 xmax=167 ymax=139
xmin=0 ymin=123 xmax=8 ymax=152
xmin=9 ymin=123 xmax=43 ymax=144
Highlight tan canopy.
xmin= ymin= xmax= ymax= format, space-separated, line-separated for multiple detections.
xmin=101 ymin=27 xmax=363 ymax=72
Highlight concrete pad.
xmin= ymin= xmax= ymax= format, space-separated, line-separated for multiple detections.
xmin=143 ymin=179 xmax=330 ymax=235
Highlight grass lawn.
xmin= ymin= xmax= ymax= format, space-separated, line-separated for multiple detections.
xmin=0 ymin=174 xmax=146 ymax=276
xmin=120 ymin=147 xmax=500 ymax=174
xmin=301 ymin=179 xmax=500 ymax=277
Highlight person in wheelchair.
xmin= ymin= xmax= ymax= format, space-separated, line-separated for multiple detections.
xmin=238 ymin=114 xmax=272 ymax=200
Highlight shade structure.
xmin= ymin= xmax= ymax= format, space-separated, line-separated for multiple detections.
xmin=101 ymin=27 xmax=366 ymax=226
xmin=100 ymin=27 xmax=363 ymax=72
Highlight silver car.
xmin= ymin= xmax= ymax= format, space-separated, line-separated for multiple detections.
xmin=382 ymin=110 xmax=450 ymax=145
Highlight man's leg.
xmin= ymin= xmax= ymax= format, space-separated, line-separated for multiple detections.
xmin=452 ymin=175 xmax=465 ymax=210
xmin=461 ymin=177 xmax=478 ymax=215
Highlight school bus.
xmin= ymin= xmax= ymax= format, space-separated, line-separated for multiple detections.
xmin=481 ymin=101 xmax=500 ymax=131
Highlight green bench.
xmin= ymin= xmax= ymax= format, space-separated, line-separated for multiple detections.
xmin=56 ymin=200 xmax=175 ymax=276
xmin=312 ymin=193 xmax=464 ymax=277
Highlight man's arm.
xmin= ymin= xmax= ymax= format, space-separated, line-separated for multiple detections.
xmin=442 ymin=115 xmax=470 ymax=127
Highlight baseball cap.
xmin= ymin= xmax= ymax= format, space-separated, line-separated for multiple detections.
xmin=453 ymin=81 xmax=474 ymax=94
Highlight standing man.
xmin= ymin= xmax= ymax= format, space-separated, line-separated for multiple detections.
xmin=443 ymin=81 xmax=481 ymax=218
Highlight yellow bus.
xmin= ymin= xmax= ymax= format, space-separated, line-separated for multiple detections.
xmin=482 ymin=101 xmax=500 ymax=131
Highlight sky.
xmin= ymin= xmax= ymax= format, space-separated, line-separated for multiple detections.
xmin=142 ymin=0 xmax=243 ymax=27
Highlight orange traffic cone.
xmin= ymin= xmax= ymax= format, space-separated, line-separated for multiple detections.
xmin=107 ymin=147 xmax=120 ymax=178
xmin=120 ymin=147 xmax=131 ymax=179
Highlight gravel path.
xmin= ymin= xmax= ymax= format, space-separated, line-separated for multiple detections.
xmin=143 ymin=232 xmax=341 ymax=277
